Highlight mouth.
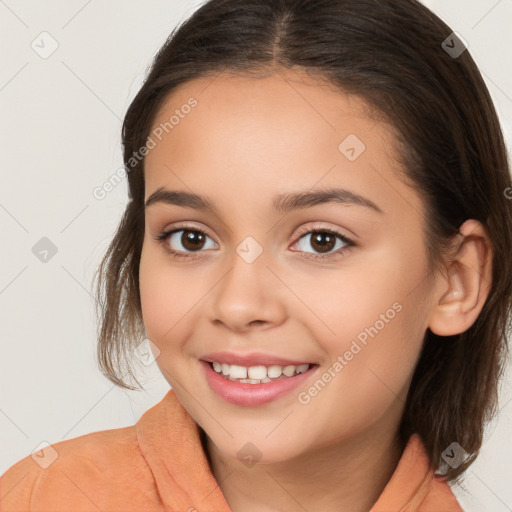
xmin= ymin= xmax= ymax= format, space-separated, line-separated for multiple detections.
xmin=200 ymin=359 xmax=320 ymax=406
xmin=204 ymin=360 xmax=314 ymax=384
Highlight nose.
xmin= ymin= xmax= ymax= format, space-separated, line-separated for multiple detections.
xmin=208 ymin=251 xmax=288 ymax=333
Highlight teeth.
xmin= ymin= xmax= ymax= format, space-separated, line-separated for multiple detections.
xmin=268 ymin=365 xmax=283 ymax=378
xmin=283 ymin=365 xmax=296 ymax=377
xmin=230 ymin=365 xmax=248 ymax=379
xmin=248 ymin=365 xmax=266 ymax=380
xmin=210 ymin=361 xmax=310 ymax=383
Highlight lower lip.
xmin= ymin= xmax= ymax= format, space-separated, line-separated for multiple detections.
xmin=200 ymin=360 xmax=318 ymax=406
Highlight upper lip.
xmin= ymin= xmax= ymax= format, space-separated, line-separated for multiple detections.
xmin=200 ymin=351 xmax=314 ymax=367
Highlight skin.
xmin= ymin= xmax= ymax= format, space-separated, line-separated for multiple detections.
xmin=139 ymin=69 xmax=492 ymax=512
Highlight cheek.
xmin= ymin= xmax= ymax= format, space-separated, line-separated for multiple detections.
xmin=291 ymin=244 xmax=414 ymax=350
xmin=138 ymin=245 xmax=201 ymax=348
xmin=295 ymin=298 xmax=425 ymax=442
xmin=293 ymin=246 xmax=427 ymax=404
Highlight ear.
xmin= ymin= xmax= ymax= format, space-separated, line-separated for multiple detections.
xmin=428 ymin=219 xmax=493 ymax=336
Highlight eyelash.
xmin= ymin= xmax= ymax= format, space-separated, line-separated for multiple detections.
xmin=154 ymin=222 xmax=356 ymax=261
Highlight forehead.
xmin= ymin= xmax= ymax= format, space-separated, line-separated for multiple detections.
xmin=148 ymin=70 xmax=385 ymax=156
xmin=143 ymin=69 xmax=424 ymax=224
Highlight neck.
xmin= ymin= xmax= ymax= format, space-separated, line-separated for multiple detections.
xmin=203 ymin=419 xmax=405 ymax=512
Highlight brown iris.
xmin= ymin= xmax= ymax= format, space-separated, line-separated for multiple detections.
xmin=181 ymin=230 xmax=207 ymax=251
xmin=309 ymin=231 xmax=336 ymax=253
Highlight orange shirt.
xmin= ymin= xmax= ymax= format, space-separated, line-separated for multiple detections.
xmin=0 ymin=389 xmax=463 ymax=511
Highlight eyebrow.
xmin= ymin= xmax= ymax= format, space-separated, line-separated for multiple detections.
xmin=145 ymin=187 xmax=384 ymax=214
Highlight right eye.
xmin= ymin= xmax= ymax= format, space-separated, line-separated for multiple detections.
xmin=155 ymin=225 xmax=218 ymax=259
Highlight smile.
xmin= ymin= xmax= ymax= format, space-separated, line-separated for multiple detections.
xmin=200 ymin=360 xmax=319 ymax=406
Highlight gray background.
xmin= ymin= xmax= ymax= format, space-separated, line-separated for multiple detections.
xmin=0 ymin=1 xmax=511 ymax=510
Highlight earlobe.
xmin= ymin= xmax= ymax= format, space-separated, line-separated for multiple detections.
xmin=428 ymin=219 xmax=493 ymax=337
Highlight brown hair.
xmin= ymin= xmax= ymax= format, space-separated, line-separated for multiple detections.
xmin=93 ymin=0 xmax=512 ymax=484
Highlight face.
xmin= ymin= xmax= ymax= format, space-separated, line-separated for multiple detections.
xmin=139 ymin=69 xmax=438 ymax=464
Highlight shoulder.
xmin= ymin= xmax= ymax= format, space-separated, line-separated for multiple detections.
xmin=0 ymin=424 xmax=145 ymax=511
xmin=419 ymin=475 xmax=465 ymax=512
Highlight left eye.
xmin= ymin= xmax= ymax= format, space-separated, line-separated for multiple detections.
xmin=293 ymin=229 xmax=351 ymax=256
